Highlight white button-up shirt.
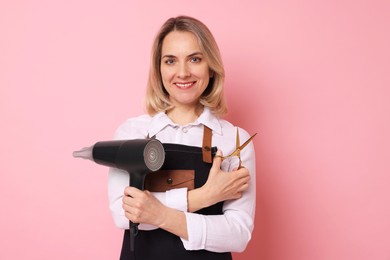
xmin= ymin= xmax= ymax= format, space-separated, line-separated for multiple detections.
xmin=108 ymin=107 xmax=256 ymax=252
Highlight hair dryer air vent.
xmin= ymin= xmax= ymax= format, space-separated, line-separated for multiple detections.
xmin=143 ymin=140 xmax=165 ymax=171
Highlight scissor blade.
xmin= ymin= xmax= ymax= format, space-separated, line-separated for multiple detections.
xmin=238 ymin=133 xmax=257 ymax=151
xmin=236 ymin=128 xmax=240 ymax=152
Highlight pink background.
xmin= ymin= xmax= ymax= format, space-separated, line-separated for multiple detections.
xmin=1 ymin=0 xmax=389 ymax=259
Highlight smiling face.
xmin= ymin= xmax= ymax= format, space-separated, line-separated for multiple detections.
xmin=160 ymin=31 xmax=211 ymax=110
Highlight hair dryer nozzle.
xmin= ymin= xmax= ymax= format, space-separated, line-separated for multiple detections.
xmin=73 ymin=146 xmax=94 ymax=161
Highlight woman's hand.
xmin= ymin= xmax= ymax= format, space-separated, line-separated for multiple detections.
xmin=188 ymin=150 xmax=250 ymax=212
xmin=122 ymin=187 xmax=189 ymax=239
xmin=122 ymin=187 xmax=166 ymax=227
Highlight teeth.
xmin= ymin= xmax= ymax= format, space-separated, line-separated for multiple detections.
xmin=176 ymin=82 xmax=193 ymax=88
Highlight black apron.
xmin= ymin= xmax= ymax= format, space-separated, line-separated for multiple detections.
xmin=119 ymin=127 xmax=233 ymax=260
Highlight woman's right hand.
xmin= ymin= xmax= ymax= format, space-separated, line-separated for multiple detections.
xmin=187 ymin=150 xmax=250 ymax=212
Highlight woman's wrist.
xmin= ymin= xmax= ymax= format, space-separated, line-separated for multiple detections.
xmin=187 ymin=187 xmax=214 ymax=212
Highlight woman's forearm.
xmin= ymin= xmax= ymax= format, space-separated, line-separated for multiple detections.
xmin=159 ymin=207 xmax=189 ymax=240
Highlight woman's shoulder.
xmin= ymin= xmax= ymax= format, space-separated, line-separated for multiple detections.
xmin=114 ymin=114 xmax=153 ymax=139
xmin=218 ymin=118 xmax=251 ymax=139
xmin=123 ymin=114 xmax=153 ymax=125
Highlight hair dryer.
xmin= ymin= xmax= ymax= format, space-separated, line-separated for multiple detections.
xmin=73 ymin=139 xmax=165 ymax=189
xmin=73 ymin=138 xmax=165 ymax=252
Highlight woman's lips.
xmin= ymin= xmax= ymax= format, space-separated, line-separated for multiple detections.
xmin=175 ymin=81 xmax=196 ymax=89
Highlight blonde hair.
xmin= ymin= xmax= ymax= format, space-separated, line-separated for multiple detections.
xmin=145 ymin=16 xmax=227 ymax=116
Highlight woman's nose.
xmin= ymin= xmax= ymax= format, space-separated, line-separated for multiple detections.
xmin=177 ymin=63 xmax=190 ymax=78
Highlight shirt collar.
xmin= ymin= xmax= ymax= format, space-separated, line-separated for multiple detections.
xmin=196 ymin=107 xmax=222 ymax=135
xmin=148 ymin=107 xmax=222 ymax=137
xmin=148 ymin=112 xmax=173 ymax=137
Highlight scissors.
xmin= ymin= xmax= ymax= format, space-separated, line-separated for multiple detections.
xmin=216 ymin=129 xmax=257 ymax=169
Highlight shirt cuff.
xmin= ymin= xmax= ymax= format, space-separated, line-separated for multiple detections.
xmin=180 ymin=212 xmax=206 ymax=250
xmin=165 ymin=188 xmax=188 ymax=212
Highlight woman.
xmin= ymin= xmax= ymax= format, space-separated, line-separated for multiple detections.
xmin=108 ymin=16 xmax=256 ymax=260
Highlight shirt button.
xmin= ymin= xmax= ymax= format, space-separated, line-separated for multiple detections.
xmin=182 ymin=127 xmax=188 ymax=133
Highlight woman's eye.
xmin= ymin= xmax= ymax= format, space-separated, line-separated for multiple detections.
xmin=190 ymin=57 xmax=201 ymax=63
xmin=164 ymin=59 xmax=175 ymax=65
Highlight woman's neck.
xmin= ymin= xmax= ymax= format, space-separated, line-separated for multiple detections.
xmin=166 ymin=105 xmax=204 ymax=125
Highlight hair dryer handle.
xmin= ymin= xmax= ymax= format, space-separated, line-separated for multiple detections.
xmin=129 ymin=171 xmax=147 ymax=191
xmin=128 ymin=171 xmax=148 ymax=252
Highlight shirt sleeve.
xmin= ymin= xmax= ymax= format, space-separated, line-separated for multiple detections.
xmin=180 ymin=128 xmax=256 ymax=252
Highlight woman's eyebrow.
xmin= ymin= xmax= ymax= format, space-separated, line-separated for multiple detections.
xmin=161 ymin=54 xmax=176 ymax=59
xmin=161 ymin=52 xmax=203 ymax=59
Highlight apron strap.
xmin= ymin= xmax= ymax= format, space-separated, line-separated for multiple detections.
xmin=202 ymin=125 xmax=213 ymax=163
